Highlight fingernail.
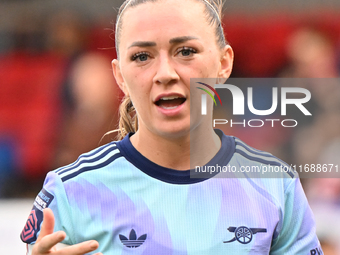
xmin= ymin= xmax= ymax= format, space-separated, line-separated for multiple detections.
xmin=56 ymin=232 xmax=63 ymax=240
xmin=89 ymin=241 xmax=98 ymax=249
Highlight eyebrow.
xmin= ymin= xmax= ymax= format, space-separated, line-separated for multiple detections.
xmin=128 ymin=41 xmax=156 ymax=49
xmin=128 ymin=36 xmax=199 ymax=49
xmin=169 ymin=36 xmax=199 ymax=44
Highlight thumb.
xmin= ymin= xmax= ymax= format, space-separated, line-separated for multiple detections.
xmin=36 ymin=208 xmax=55 ymax=243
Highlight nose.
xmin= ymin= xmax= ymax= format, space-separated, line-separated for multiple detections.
xmin=153 ymin=53 xmax=179 ymax=85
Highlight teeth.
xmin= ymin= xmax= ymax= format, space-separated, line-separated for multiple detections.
xmin=160 ymin=106 xmax=178 ymax=110
xmin=160 ymin=96 xmax=181 ymax=100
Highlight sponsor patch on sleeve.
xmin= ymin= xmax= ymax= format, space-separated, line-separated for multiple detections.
xmin=20 ymin=188 xmax=54 ymax=244
xmin=310 ymin=246 xmax=324 ymax=255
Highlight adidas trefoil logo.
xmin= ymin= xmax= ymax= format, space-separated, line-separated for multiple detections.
xmin=119 ymin=229 xmax=147 ymax=248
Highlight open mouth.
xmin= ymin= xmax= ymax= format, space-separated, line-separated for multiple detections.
xmin=155 ymin=96 xmax=186 ymax=110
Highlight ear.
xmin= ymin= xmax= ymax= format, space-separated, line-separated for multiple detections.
xmin=218 ymin=45 xmax=234 ymax=79
xmin=112 ymin=59 xmax=129 ymax=96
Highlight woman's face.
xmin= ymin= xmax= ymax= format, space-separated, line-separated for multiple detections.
xmin=113 ymin=0 xmax=233 ymax=139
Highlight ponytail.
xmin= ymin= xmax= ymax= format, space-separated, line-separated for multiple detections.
xmin=117 ymin=95 xmax=138 ymax=140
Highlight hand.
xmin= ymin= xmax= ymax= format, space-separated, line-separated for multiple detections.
xmin=32 ymin=208 xmax=102 ymax=255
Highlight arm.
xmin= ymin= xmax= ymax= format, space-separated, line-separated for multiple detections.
xmin=270 ymin=178 xmax=323 ymax=255
xmin=26 ymin=209 xmax=101 ymax=255
xmin=21 ymin=171 xmax=102 ymax=255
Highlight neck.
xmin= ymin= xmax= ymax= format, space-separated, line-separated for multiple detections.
xmin=130 ymin=125 xmax=221 ymax=170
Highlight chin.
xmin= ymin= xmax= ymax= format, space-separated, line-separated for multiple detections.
xmin=155 ymin=124 xmax=191 ymax=140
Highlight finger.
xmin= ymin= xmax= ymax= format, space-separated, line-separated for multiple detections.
xmin=57 ymin=240 xmax=99 ymax=255
xmin=36 ymin=231 xmax=66 ymax=253
xmin=36 ymin=208 xmax=55 ymax=243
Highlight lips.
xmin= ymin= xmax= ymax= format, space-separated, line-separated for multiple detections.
xmin=155 ymin=95 xmax=186 ymax=109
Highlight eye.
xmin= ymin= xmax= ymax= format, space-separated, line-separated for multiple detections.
xmin=131 ymin=52 xmax=150 ymax=62
xmin=176 ymin=47 xmax=197 ymax=57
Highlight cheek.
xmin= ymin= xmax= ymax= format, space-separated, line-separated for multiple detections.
xmin=123 ymin=63 xmax=153 ymax=84
xmin=207 ymin=53 xmax=221 ymax=74
xmin=194 ymin=51 xmax=221 ymax=77
xmin=190 ymin=61 xmax=216 ymax=78
xmin=122 ymin=76 xmax=150 ymax=109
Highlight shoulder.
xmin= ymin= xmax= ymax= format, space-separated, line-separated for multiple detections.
xmin=53 ymin=141 xmax=124 ymax=183
xmin=230 ymin=136 xmax=297 ymax=180
xmin=221 ymin=135 xmax=300 ymax=207
xmin=21 ymin=141 xmax=127 ymax=245
xmin=227 ymin=136 xmax=309 ymax=211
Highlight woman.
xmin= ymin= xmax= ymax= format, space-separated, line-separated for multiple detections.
xmin=21 ymin=0 xmax=322 ymax=254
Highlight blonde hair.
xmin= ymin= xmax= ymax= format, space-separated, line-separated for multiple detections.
xmin=116 ymin=95 xmax=138 ymax=140
xmin=115 ymin=0 xmax=227 ymax=140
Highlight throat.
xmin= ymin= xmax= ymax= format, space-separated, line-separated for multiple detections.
xmin=131 ymin=131 xmax=191 ymax=170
